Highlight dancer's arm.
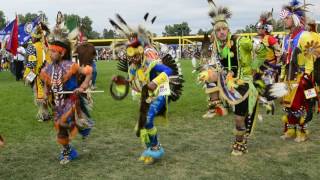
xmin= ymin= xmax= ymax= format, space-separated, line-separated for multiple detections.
xmin=148 ymin=64 xmax=172 ymax=91
xmin=74 ymin=65 xmax=93 ymax=93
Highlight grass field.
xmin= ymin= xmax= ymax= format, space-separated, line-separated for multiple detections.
xmin=0 ymin=60 xmax=319 ymax=180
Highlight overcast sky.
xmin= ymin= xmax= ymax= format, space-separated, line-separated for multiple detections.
xmin=1 ymin=0 xmax=319 ymax=35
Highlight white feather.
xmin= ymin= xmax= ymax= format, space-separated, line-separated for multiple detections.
xmin=269 ymin=83 xmax=288 ymax=98
xmin=68 ymin=27 xmax=80 ymax=40
xmin=292 ymin=14 xmax=301 ymax=27
xmin=191 ymin=57 xmax=197 ymax=68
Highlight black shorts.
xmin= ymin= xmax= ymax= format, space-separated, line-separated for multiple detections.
xmin=235 ymin=97 xmax=248 ymax=116
xmin=234 ymin=84 xmax=249 ymax=116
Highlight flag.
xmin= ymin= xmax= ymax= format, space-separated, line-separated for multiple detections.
xmin=6 ymin=15 xmax=18 ymax=55
xmin=0 ymin=19 xmax=15 ymax=43
xmin=18 ymin=16 xmax=40 ymax=45
xmin=0 ymin=20 xmax=15 ymax=36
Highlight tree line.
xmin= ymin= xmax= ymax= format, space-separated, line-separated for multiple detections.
xmin=0 ymin=10 xmax=318 ymax=39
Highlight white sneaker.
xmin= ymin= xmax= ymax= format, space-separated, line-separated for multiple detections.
xmin=202 ymin=111 xmax=216 ymax=119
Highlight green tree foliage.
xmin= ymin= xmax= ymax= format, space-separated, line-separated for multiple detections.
xmin=235 ymin=19 xmax=285 ymax=34
xmin=64 ymin=14 xmax=80 ymax=31
xmin=273 ymin=19 xmax=285 ymax=32
xmin=81 ymin=16 xmax=99 ymax=39
xmin=102 ymin=28 xmax=116 ymax=38
xmin=197 ymin=28 xmax=206 ymax=35
xmin=163 ymin=22 xmax=191 ymax=36
xmin=89 ymin=30 xmax=101 ymax=39
xmin=197 ymin=28 xmax=213 ymax=35
xmin=0 ymin=10 xmax=6 ymax=29
xmin=18 ymin=13 xmax=47 ymax=24
xmin=235 ymin=24 xmax=256 ymax=34
xmin=63 ymin=14 xmax=100 ymax=39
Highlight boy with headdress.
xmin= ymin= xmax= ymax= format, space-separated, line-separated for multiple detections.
xmin=256 ymin=10 xmax=282 ymax=73
xmin=255 ymin=10 xmax=282 ymax=114
xmin=279 ymin=0 xmax=320 ymax=142
xmin=40 ymin=12 xmax=94 ymax=164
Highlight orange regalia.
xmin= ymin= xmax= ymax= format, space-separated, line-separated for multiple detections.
xmin=40 ymin=11 xmax=94 ymax=165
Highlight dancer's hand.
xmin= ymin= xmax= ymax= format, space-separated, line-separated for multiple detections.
xmin=74 ymin=87 xmax=85 ymax=94
xmin=227 ymin=71 xmax=234 ymax=78
xmin=147 ymin=82 xmax=157 ymax=91
xmin=112 ymin=75 xmax=128 ymax=84
xmin=112 ymin=75 xmax=118 ymax=82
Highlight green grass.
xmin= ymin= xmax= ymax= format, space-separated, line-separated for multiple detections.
xmin=0 ymin=60 xmax=320 ymax=180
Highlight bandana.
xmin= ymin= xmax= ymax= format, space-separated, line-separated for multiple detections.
xmin=49 ymin=45 xmax=66 ymax=54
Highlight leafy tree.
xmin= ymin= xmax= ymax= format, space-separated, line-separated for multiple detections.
xmin=64 ymin=14 xmax=80 ymax=31
xmin=89 ymin=30 xmax=100 ymax=39
xmin=197 ymin=28 xmax=213 ymax=35
xmin=81 ymin=16 xmax=94 ymax=38
xmin=197 ymin=28 xmax=205 ymax=35
xmin=63 ymin=14 xmax=98 ymax=39
xmin=0 ymin=10 xmax=6 ymax=29
xmin=235 ymin=19 xmax=285 ymax=34
xmin=163 ymin=22 xmax=191 ymax=36
xmin=235 ymin=24 xmax=255 ymax=34
xmin=102 ymin=28 xmax=115 ymax=38
xmin=18 ymin=13 xmax=47 ymax=24
xmin=273 ymin=19 xmax=285 ymax=32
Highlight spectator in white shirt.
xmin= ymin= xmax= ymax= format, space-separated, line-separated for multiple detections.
xmin=15 ymin=46 xmax=26 ymax=81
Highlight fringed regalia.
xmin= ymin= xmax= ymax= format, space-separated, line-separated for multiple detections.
xmin=254 ymin=10 xmax=282 ymax=114
xmin=24 ymin=23 xmax=52 ymax=121
xmin=199 ymin=1 xmax=286 ymax=155
xmin=41 ymin=62 xmax=93 ymax=141
xmin=197 ymin=4 xmax=235 ymax=119
xmin=279 ymin=0 xmax=320 ymax=142
xmin=224 ymin=36 xmax=272 ymax=155
xmin=109 ymin=13 xmax=184 ymax=164
xmin=40 ymin=12 xmax=94 ymax=164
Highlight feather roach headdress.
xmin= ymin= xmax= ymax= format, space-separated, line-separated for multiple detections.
xmin=280 ymin=0 xmax=312 ymax=27
xmin=109 ymin=13 xmax=184 ymax=103
xmin=109 ymin=13 xmax=158 ymax=72
xmin=256 ymin=9 xmax=274 ymax=33
xmin=48 ymin=11 xmax=80 ymax=60
xmin=31 ymin=15 xmax=50 ymax=40
xmin=109 ymin=13 xmax=157 ymax=52
xmin=207 ymin=0 xmax=232 ymax=30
